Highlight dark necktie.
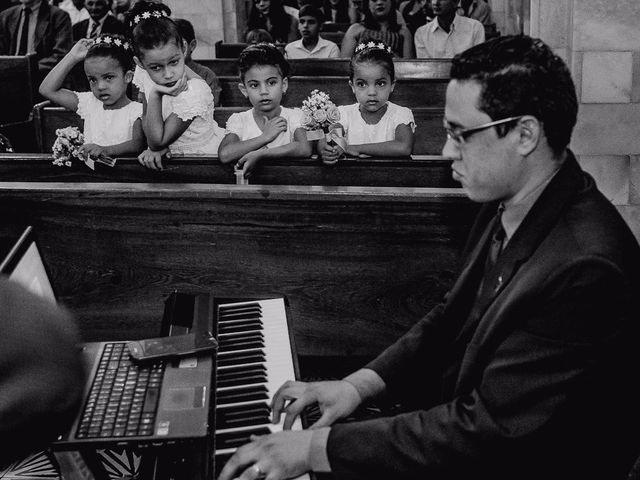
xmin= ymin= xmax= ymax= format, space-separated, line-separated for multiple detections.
xmin=485 ymin=204 xmax=506 ymax=274
xmin=88 ymin=20 xmax=100 ymax=39
xmin=17 ymin=7 xmax=30 ymax=55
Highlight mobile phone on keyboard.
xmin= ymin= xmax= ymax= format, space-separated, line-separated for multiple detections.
xmin=127 ymin=332 xmax=218 ymax=362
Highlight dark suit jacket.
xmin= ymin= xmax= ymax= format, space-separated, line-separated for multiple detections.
xmin=72 ymin=15 xmax=125 ymax=41
xmin=327 ymin=152 xmax=640 ymax=480
xmin=0 ymin=2 xmax=72 ymax=75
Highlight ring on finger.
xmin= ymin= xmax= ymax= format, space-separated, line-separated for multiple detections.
xmin=252 ymin=464 xmax=266 ymax=479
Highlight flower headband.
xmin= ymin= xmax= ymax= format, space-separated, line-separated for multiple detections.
xmin=133 ymin=9 xmax=169 ymax=25
xmin=355 ymin=42 xmax=392 ymax=54
xmin=93 ymin=35 xmax=131 ymax=52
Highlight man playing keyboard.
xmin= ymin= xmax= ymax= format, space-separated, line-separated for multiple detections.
xmin=218 ymin=35 xmax=640 ymax=480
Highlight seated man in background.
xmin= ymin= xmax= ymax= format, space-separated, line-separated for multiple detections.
xmin=285 ymin=5 xmax=340 ymax=59
xmin=218 ymin=35 xmax=640 ymax=480
xmin=0 ymin=0 xmax=72 ymax=80
xmin=174 ymin=18 xmax=221 ymax=106
xmin=415 ymin=0 xmax=484 ymax=58
xmin=72 ymin=0 xmax=124 ymax=41
xmin=0 ymin=276 xmax=85 ymax=468
xmin=57 ymin=0 xmax=90 ymax=25
xmin=458 ymin=0 xmax=492 ymax=27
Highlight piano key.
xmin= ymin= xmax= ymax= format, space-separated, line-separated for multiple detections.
xmin=214 ymin=298 xmax=310 ymax=480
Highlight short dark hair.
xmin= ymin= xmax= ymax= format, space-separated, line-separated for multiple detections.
xmin=245 ymin=28 xmax=274 ymax=44
xmin=173 ymin=18 xmax=195 ymax=44
xmin=85 ymin=34 xmax=134 ymax=72
xmin=127 ymin=1 xmax=182 ymax=59
xmin=450 ymin=35 xmax=578 ymax=155
xmin=298 ymin=5 xmax=324 ymax=23
xmin=238 ymin=42 xmax=290 ymax=81
xmin=349 ymin=43 xmax=395 ymax=82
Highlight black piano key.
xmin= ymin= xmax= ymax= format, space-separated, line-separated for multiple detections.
xmin=216 ymin=403 xmax=271 ymax=429
xmin=215 ymin=427 xmax=272 ymax=450
xmin=218 ymin=303 xmax=262 ymax=313
xmin=218 ymin=311 xmax=263 ymax=321
xmin=218 ymin=321 xmax=263 ymax=334
xmin=217 ymin=385 xmax=269 ymax=404
xmin=217 ymin=364 xmax=267 ymax=381
xmin=217 ymin=372 xmax=268 ymax=388
xmin=218 ymin=338 xmax=265 ymax=353
xmin=217 ymin=351 xmax=266 ymax=367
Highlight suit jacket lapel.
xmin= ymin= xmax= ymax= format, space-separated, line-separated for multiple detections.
xmin=470 ymin=152 xmax=586 ymax=337
xmin=34 ymin=2 xmax=50 ymax=51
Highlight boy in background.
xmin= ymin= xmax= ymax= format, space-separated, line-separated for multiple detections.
xmin=284 ymin=5 xmax=339 ymax=58
xmin=174 ymin=18 xmax=221 ymax=106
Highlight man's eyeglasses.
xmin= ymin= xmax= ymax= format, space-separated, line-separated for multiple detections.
xmin=443 ymin=116 xmax=524 ymax=144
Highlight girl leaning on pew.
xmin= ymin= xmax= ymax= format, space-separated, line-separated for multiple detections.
xmin=319 ymin=41 xmax=415 ymax=163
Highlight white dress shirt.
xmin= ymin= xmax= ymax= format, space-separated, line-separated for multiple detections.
xmin=414 ymin=13 xmax=485 ymax=58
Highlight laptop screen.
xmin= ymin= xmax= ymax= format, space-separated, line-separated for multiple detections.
xmin=0 ymin=226 xmax=56 ymax=303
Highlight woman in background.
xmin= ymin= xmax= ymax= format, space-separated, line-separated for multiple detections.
xmin=341 ymin=0 xmax=413 ymax=58
xmin=246 ymin=0 xmax=299 ymax=44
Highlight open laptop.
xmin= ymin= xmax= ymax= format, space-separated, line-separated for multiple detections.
xmin=0 ymin=226 xmax=215 ymax=451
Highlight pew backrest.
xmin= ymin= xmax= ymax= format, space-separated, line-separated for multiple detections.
xmin=199 ymin=58 xmax=451 ymax=79
xmin=32 ymin=103 xmax=445 ymax=155
xmin=0 ymin=54 xmax=39 ymax=125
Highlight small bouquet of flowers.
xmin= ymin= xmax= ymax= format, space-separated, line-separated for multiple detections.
xmin=301 ymin=89 xmax=346 ymax=163
xmin=52 ymin=126 xmax=115 ymax=169
xmin=51 ymin=127 xmax=85 ymax=167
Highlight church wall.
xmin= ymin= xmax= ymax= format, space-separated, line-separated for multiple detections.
xmin=531 ymin=0 xmax=640 ymax=240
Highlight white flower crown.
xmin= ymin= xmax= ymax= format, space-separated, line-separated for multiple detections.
xmin=133 ymin=9 xmax=168 ymax=25
xmin=93 ymin=35 xmax=131 ymax=51
xmin=355 ymin=41 xmax=392 ymax=54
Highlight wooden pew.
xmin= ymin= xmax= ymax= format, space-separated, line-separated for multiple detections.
xmin=0 ymin=54 xmax=40 ymax=152
xmin=0 ymin=54 xmax=39 ymax=125
xmin=200 ymin=58 xmax=452 ymax=79
xmin=33 ymin=102 xmax=446 ymax=155
xmin=0 ymin=180 xmax=476 ymax=359
xmin=215 ymin=40 xmax=286 ymax=58
xmin=0 ymin=153 xmax=459 ymax=187
xmin=218 ymin=76 xmax=447 ymax=108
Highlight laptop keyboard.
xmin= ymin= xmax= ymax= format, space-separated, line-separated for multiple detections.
xmin=77 ymin=342 xmax=166 ymax=439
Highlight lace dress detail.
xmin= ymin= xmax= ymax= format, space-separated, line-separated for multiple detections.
xmin=132 ymin=67 xmax=225 ymax=155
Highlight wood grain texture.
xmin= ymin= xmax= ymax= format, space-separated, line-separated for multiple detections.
xmin=0 ymin=154 xmax=460 ymax=187
xmin=0 ymin=182 xmax=477 ymax=357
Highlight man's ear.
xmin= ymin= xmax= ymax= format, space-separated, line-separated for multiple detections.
xmin=238 ymin=82 xmax=248 ymax=98
xmin=282 ymin=77 xmax=288 ymax=94
xmin=516 ymin=116 xmax=541 ymax=156
xmin=133 ymin=56 xmax=144 ymax=70
xmin=390 ymin=80 xmax=396 ymax=93
xmin=189 ymin=39 xmax=197 ymax=53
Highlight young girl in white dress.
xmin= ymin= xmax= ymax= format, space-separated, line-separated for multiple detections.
xmin=129 ymin=1 xmax=225 ymax=170
xmin=39 ymin=35 xmax=144 ymax=161
xmin=217 ymin=43 xmax=312 ymax=178
xmin=319 ymin=41 xmax=415 ymax=163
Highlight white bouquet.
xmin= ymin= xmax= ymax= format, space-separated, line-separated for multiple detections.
xmin=51 ymin=127 xmax=85 ymax=167
xmin=301 ymin=90 xmax=346 ymax=163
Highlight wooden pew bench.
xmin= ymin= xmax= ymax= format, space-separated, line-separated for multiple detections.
xmin=0 ymin=153 xmax=459 ymax=187
xmin=0 ymin=181 xmax=476 ymax=360
xmin=0 ymin=54 xmax=40 ymax=152
xmin=33 ymin=103 xmax=446 ymax=155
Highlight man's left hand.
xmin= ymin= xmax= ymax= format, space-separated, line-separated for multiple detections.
xmin=217 ymin=430 xmax=312 ymax=480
